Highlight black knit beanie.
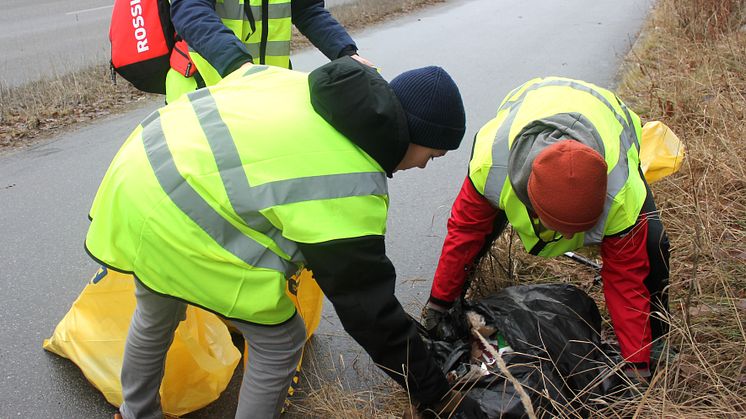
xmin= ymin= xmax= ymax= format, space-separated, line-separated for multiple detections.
xmin=389 ymin=66 xmax=466 ymax=150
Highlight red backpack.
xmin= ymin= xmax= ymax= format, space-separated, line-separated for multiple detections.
xmin=109 ymin=0 xmax=175 ymax=94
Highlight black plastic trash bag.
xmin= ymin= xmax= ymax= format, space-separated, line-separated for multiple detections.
xmin=422 ymin=283 xmax=625 ymax=418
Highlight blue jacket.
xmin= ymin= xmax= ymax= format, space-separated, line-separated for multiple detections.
xmin=171 ymin=0 xmax=358 ymax=77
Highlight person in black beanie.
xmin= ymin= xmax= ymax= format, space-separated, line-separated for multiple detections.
xmin=391 ymin=66 xmax=468 ymax=151
xmin=94 ymin=56 xmax=484 ymax=419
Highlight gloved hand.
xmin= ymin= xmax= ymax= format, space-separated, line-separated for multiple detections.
xmin=404 ymin=390 xmax=486 ymax=419
xmin=421 ymin=299 xmax=466 ymax=342
xmin=421 ymin=300 xmax=448 ymax=333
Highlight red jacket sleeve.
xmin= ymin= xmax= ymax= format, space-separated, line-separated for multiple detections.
xmin=430 ymin=177 xmax=503 ymax=305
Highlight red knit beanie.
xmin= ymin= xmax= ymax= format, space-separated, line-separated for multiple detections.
xmin=527 ymin=140 xmax=608 ymax=234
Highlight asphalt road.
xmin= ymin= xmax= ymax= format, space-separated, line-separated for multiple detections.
xmin=0 ymin=0 xmax=652 ymax=416
xmin=0 ymin=0 xmax=357 ymax=88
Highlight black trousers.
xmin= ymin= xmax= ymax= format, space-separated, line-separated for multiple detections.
xmin=640 ymin=176 xmax=671 ymax=342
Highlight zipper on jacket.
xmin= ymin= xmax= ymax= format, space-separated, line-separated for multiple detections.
xmin=259 ymin=0 xmax=269 ymax=64
xmin=173 ymin=44 xmax=193 ymax=77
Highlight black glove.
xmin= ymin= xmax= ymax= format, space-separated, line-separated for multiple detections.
xmin=421 ymin=300 xmax=466 ymax=342
xmin=421 ymin=301 xmax=448 ymax=333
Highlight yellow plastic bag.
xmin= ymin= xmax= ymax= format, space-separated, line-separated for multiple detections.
xmin=44 ymin=267 xmax=324 ymax=416
xmin=640 ymin=121 xmax=685 ymax=183
xmin=287 ymin=269 xmax=323 ymax=338
xmin=277 ymin=269 xmax=323 ymax=400
xmin=43 ymin=269 xmax=242 ymax=417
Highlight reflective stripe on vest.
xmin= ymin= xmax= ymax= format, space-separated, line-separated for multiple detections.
xmin=173 ymin=0 xmax=291 ymax=99
xmin=209 ymin=0 xmax=291 ymax=67
xmin=144 ymin=74 xmax=388 ymax=277
xmin=481 ymin=78 xmax=641 ymax=247
xmin=215 ymin=2 xmax=292 ymax=20
xmin=89 ymin=66 xmax=388 ymax=324
xmin=245 ymin=0 xmax=292 ymax=66
xmin=140 ymin=109 xmax=298 ymax=276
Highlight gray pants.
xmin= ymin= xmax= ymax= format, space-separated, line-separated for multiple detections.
xmin=119 ymin=281 xmax=306 ymax=419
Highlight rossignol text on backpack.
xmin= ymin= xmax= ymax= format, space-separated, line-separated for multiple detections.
xmin=109 ymin=0 xmax=175 ymax=94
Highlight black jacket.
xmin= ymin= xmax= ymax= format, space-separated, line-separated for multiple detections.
xmin=298 ymin=58 xmax=450 ymax=406
xmin=170 ymin=0 xmax=357 ymax=78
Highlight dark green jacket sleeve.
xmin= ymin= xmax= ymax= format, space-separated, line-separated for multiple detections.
xmin=298 ymin=236 xmax=450 ymax=406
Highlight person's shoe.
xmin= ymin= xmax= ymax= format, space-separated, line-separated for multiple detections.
xmin=609 ymin=364 xmax=650 ymax=399
xmin=113 ymin=413 xmax=123 ymax=419
xmin=650 ymin=339 xmax=679 ymax=371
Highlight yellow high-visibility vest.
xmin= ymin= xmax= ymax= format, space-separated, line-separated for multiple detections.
xmin=166 ymin=0 xmax=292 ymax=102
xmin=87 ymin=66 xmax=389 ymax=325
xmin=469 ymin=77 xmax=646 ymax=257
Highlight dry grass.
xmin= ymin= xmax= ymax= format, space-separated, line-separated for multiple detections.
xmin=0 ymin=0 xmax=444 ymax=151
xmin=0 ymin=66 xmax=151 ymax=150
xmin=597 ymin=1 xmax=746 ymax=414
xmin=283 ymin=341 xmax=410 ymax=418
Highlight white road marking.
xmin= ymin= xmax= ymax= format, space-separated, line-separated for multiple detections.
xmin=65 ymin=5 xmax=113 ymax=16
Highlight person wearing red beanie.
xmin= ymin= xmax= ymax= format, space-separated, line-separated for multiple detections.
xmin=424 ymin=77 xmax=671 ymax=380
xmin=527 ymin=140 xmax=608 ymax=236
